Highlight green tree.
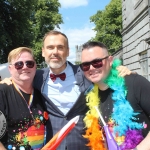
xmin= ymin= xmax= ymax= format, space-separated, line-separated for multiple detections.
xmin=0 ymin=0 xmax=35 ymax=63
xmin=0 ymin=0 xmax=63 ymax=64
xmin=75 ymin=61 xmax=81 ymax=65
xmin=90 ymin=0 xmax=122 ymax=54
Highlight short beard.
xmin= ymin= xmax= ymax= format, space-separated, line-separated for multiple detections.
xmin=48 ymin=60 xmax=66 ymax=69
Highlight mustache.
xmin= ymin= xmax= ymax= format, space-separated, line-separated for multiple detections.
xmin=50 ymin=55 xmax=61 ymax=59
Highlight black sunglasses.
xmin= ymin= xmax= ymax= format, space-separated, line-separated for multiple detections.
xmin=80 ymin=56 xmax=109 ymax=72
xmin=12 ymin=61 xmax=35 ymax=70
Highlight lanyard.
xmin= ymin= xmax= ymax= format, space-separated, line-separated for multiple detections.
xmin=12 ymin=80 xmax=36 ymax=127
xmin=12 ymin=80 xmax=33 ymax=108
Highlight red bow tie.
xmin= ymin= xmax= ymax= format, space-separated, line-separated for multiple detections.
xmin=50 ymin=73 xmax=66 ymax=82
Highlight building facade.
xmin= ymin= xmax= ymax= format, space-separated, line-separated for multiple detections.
xmin=75 ymin=45 xmax=82 ymax=64
xmin=122 ymin=0 xmax=150 ymax=80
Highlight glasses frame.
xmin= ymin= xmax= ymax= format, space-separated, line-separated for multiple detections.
xmin=80 ymin=56 xmax=109 ymax=72
xmin=10 ymin=60 xmax=35 ymax=70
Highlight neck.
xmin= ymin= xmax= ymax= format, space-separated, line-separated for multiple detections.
xmin=97 ymin=82 xmax=109 ymax=91
xmin=12 ymin=79 xmax=33 ymax=94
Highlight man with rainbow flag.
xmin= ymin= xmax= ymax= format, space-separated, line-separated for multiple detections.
xmin=80 ymin=41 xmax=150 ymax=150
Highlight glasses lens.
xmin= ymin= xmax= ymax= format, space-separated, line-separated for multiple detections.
xmin=81 ymin=59 xmax=103 ymax=72
xmin=14 ymin=61 xmax=24 ymax=70
xmin=92 ymin=59 xmax=103 ymax=68
xmin=81 ymin=63 xmax=90 ymax=71
xmin=26 ymin=61 xmax=35 ymax=68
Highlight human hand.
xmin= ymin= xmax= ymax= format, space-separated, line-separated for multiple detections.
xmin=117 ymin=66 xmax=132 ymax=77
xmin=136 ymin=132 xmax=150 ymax=150
xmin=0 ymin=77 xmax=12 ymax=85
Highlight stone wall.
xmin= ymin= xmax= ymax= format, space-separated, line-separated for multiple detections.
xmin=122 ymin=0 xmax=150 ymax=80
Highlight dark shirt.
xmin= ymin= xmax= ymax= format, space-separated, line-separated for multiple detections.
xmin=0 ymin=84 xmax=49 ymax=150
xmin=100 ymin=74 xmax=150 ymax=143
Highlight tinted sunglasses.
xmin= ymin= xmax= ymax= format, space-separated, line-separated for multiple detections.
xmin=12 ymin=61 xmax=35 ymax=70
xmin=80 ymin=56 xmax=109 ymax=72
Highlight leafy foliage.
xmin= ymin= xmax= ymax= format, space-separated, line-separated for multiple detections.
xmin=0 ymin=0 xmax=35 ymax=63
xmin=90 ymin=0 xmax=122 ymax=54
xmin=0 ymin=0 xmax=63 ymax=64
xmin=75 ymin=61 xmax=81 ymax=65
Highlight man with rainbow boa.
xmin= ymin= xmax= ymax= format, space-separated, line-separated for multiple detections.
xmin=80 ymin=41 xmax=150 ymax=150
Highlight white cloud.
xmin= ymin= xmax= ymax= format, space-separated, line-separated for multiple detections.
xmin=58 ymin=26 xmax=96 ymax=63
xmin=59 ymin=0 xmax=88 ymax=8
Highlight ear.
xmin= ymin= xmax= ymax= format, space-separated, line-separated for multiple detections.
xmin=42 ymin=47 xmax=45 ymax=57
xmin=67 ymin=48 xmax=69 ymax=57
xmin=8 ymin=65 xmax=13 ymax=75
xmin=34 ymin=63 xmax=37 ymax=69
xmin=108 ymin=56 xmax=113 ymax=66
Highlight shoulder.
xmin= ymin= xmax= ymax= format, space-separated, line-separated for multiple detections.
xmin=67 ymin=61 xmax=84 ymax=75
xmin=68 ymin=62 xmax=92 ymax=92
xmin=0 ymin=84 xmax=14 ymax=102
xmin=68 ymin=61 xmax=80 ymax=72
xmin=125 ymin=74 xmax=150 ymax=88
xmin=125 ymin=74 xmax=149 ymax=82
xmin=0 ymin=84 xmax=13 ymax=91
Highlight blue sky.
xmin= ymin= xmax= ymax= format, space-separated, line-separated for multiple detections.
xmin=57 ymin=0 xmax=111 ymax=63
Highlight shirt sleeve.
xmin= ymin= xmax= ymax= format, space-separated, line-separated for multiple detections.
xmin=0 ymin=85 xmax=8 ymax=118
xmin=0 ymin=85 xmax=8 ymax=143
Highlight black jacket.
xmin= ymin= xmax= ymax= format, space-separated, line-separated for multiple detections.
xmin=33 ymin=61 xmax=92 ymax=150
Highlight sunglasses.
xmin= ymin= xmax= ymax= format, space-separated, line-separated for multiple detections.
xmin=11 ymin=61 xmax=35 ymax=70
xmin=80 ymin=56 xmax=109 ymax=72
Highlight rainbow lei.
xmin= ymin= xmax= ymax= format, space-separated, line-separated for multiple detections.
xmin=83 ymin=59 xmax=144 ymax=150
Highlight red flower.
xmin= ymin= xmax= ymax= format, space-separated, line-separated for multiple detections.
xmin=44 ymin=111 xmax=49 ymax=120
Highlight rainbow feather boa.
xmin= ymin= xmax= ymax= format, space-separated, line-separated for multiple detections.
xmin=83 ymin=59 xmax=144 ymax=150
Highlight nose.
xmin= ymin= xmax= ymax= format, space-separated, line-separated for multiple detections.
xmin=22 ymin=63 xmax=28 ymax=69
xmin=52 ymin=47 xmax=58 ymax=54
xmin=89 ymin=64 xmax=95 ymax=70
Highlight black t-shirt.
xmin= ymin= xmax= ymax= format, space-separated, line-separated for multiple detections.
xmin=99 ymin=74 xmax=150 ymax=143
xmin=0 ymin=83 xmax=49 ymax=150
